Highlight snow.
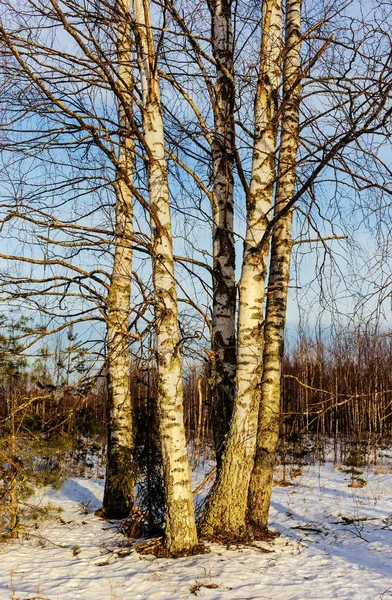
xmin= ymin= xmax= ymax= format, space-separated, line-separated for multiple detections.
xmin=1 ymin=460 xmax=392 ymax=599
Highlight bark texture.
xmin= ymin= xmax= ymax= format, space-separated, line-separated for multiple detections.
xmin=10 ymin=401 xmax=19 ymax=538
xmin=134 ymin=0 xmax=198 ymax=553
xmin=210 ymin=0 xmax=237 ymax=468
xmin=248 ymin=0 xmax=302 ymax=529
xmin=199 ymin=0 xmax=283 ymax=537
xmin=103 ymin=0 xmax=135 ymax=519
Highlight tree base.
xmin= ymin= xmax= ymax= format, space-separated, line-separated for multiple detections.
xmin=247 ymin=522 xmax=280 ymax=542
xmin=201 ymin=525 xmax=278 ymax=547
xmin=136 ymin=538 xmax=210 ymax=559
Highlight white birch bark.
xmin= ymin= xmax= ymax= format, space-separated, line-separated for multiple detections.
xmin=103 ymin=0 xmax=135 ymax=519
xmin=210 ymin=0 xmax=237 ymax=468
xmin=248 ymin=0 xmax=302 ymax=529
xmin=133 ymin=0 xmax=198 ymax=553
xmin=200 ymin=0 xmax=283 ymax=537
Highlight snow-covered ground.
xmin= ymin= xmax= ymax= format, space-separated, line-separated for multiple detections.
xmin=1 ymin=459 xmax=392 ymax=600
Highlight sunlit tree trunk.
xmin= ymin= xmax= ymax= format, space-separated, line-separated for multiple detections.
xmin=103 ymin=0 xmax=135 ymax=519
xmin=248 ymin=0 xmax=302 ymax=530
xmin=134 ymin=0 xmax=198 ymax=553
xmin=9 ymin=393 xmax=19 ymax=538
xmin=199 ymin=0 xmax=283 ymax=537
xmin=210 ymin=0 xmax=237 ymax=468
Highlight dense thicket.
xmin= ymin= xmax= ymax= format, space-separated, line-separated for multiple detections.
xmin=2 ymin=325 xmax=392 ymax=451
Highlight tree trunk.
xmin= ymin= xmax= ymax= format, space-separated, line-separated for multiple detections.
xmin=199 ymin=0 xmax=283 ymax=537
xmin=210 ymin=0 xmax=237 ymax=468
xmin=248 ymin=0 xmax=302 ymax=530
xmin=103 ymin=0 xmax=135 ymax=519
xmin=9 ymin=396 xmax=19 ymax=538
xmin=134 ymin=0 xmax=198 ymax=553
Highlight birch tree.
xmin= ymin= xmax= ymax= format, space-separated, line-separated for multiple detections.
xmin=247 ymin=0 xmax=302 ymax=529
xmin=243 ymin=0 xmax=392 ymax=531
xmin=133 ymin=0 xmax=198 ymax=553
xmin=199 ymin=0 xmax=392 ymax=537
xmin=199 ymin=0 xmax=283 ymax=537
xmin=209 ymin=0 xmax=237 ymax=466
xmin=160 ymin=0 xmax=237 ymax=466
xmin=0 ymin=0 xmax=148 ymax=518
xmin=102 ymin=0 xmax=135 ymax=519
xmin=2 ymin=0 xmax=392 ymax=545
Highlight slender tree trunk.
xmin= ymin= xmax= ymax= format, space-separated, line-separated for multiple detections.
xmin=9 ymin=395 xmax=19 ymax=538
xmin=199 ymin=0 xmax=283 ymax=537
xmin=134 ymin=0 xmax=198 ymax=553
xmin=103 ymin=0 xmax=135 ymax=519
xmin=248 ymin=0 xmax=302 ymax=530
xmin=210 ymin=0 xmax=237 ymax=468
